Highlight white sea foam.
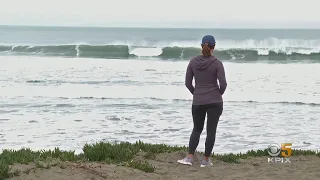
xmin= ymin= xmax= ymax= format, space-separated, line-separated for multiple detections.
xmin=129 ymin=47 xmax=162 ymax=57
xmin=75 ymin=45 xmax=80 ymax=57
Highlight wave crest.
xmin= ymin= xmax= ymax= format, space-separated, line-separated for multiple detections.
xmin=1 ymin=37 xmax=320 ymax=61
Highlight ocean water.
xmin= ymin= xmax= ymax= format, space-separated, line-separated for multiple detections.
xmin=0 ymin=26 xmax=319 ymax=154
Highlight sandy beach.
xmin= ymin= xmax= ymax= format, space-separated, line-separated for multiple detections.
xmin=5 ymin=151 xmax=320 ymax=180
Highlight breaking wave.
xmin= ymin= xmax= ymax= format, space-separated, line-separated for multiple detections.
xmin=1 ymin=37 xmax=320 ymax=61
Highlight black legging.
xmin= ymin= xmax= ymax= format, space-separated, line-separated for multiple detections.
xmin=188 ymin=102 xmax=223 ymax=157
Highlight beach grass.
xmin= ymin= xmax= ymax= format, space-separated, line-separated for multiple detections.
xmin=214 ymin=149 xmax=320 ymax=163
xmin=0 ymin=141 xmax=319 ymax=179
xmin=0 ymin=141 xmax=186 ymax=179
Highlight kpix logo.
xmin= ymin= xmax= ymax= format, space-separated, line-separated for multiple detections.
xmin=267 ymin=143 xmax=292 ymax=163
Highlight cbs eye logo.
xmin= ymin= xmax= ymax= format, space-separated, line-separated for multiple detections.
xmin=268 ymin=144 xmax=282 ymax=156
xmin=268 ymin=143 xmax=292 ymax=157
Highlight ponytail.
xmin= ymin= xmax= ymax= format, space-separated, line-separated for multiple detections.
xmin=201 ymin=43 xmax=213 ymax=57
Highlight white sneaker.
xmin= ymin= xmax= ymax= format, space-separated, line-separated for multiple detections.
xmin=200 ymin=160 xmax=213 ymax=167
xmin=177 ymin=157 xmax=193 ymax=166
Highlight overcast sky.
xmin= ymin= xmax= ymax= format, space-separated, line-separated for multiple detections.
xmin=0 ymin=0 xmax=319 ymax=28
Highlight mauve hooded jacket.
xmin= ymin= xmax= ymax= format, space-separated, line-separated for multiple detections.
xmin=185 ymin=55 xmax=227 ymax=105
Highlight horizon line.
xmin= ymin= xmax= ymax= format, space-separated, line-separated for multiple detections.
xmin=1 ymin=24 xmax=320 ymax=30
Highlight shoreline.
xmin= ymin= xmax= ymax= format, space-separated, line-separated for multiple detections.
xmin=1 ymin=141 xmax=319 ymax=180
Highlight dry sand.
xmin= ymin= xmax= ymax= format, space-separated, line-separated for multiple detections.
xmin=8 ymin=151 xmax=320 ymax=180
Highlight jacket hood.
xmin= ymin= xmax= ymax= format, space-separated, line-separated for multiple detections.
xmin=195 ymin=56 xmax=217 ymax=70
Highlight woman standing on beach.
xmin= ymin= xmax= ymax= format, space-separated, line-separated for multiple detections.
xmin=177 ymin=35 xmax=227 ymax=167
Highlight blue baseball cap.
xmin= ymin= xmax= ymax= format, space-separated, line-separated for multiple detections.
xmin=201 ymin=35 xmax=216 ymax=46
